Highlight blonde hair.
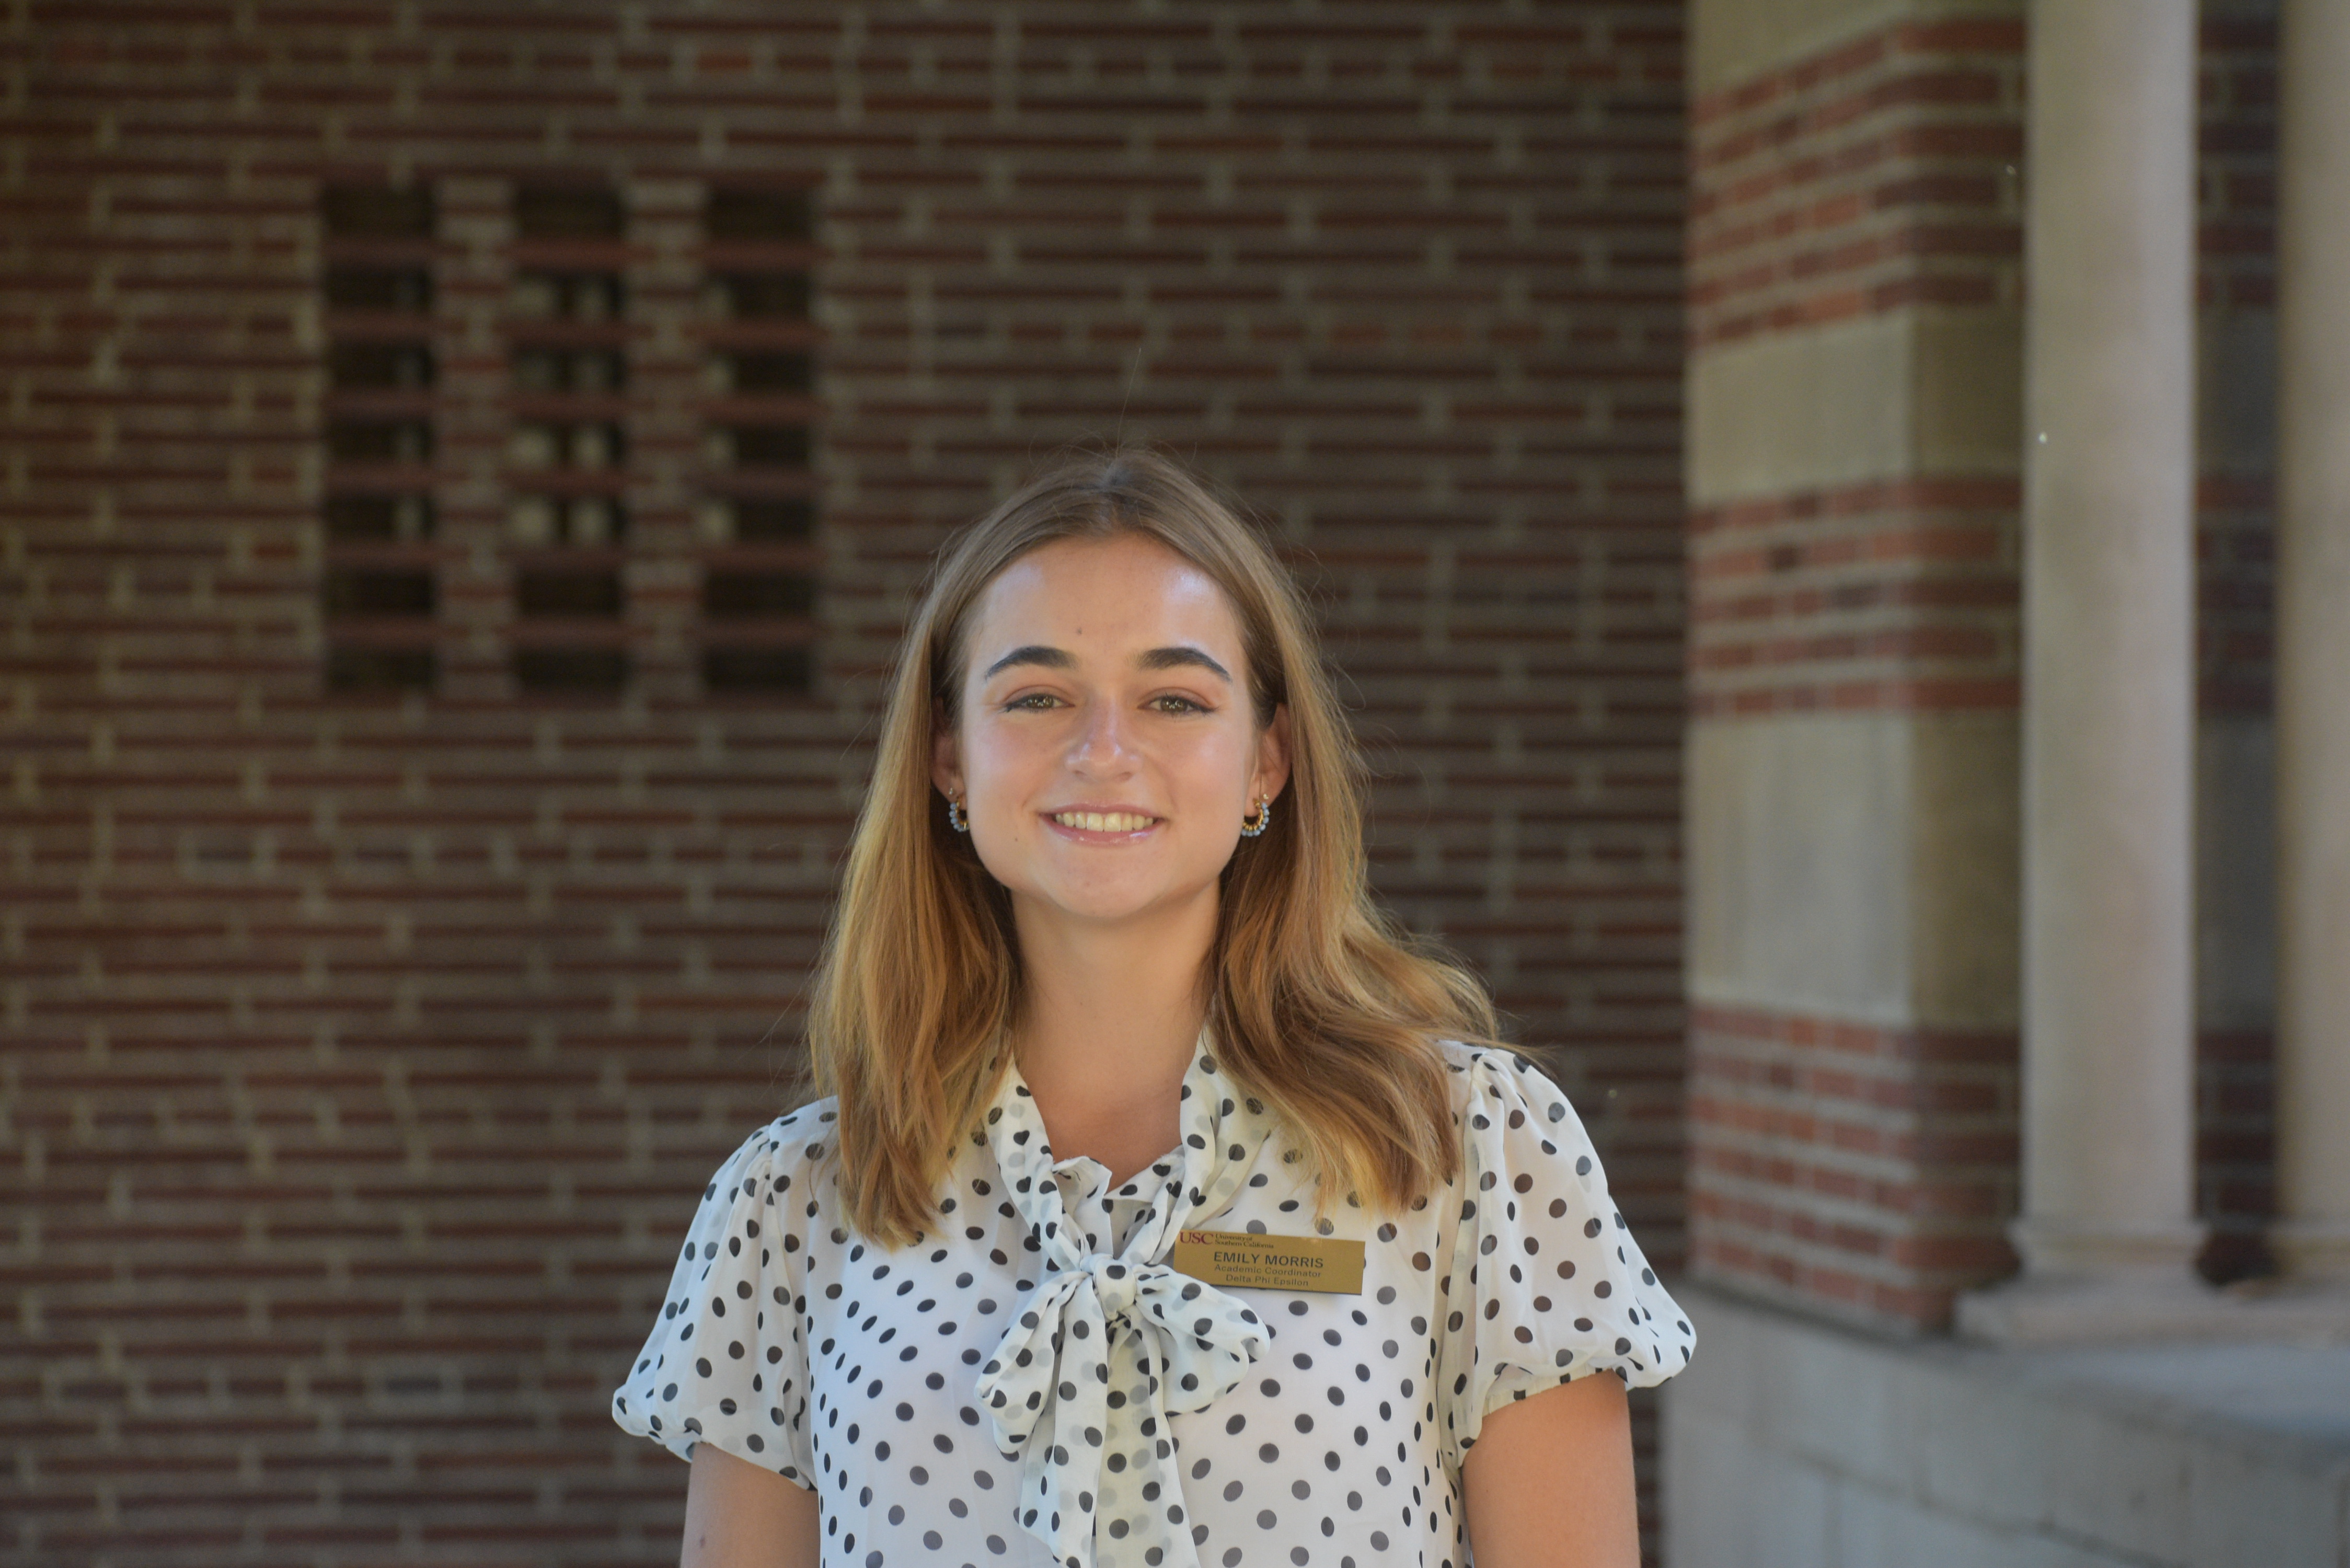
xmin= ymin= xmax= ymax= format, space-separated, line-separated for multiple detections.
xmin=808 ymin=448 xmax=1502 ymax=1244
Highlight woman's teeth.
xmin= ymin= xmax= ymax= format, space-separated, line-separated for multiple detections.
xmin=1053 ymin=811 xmax=1156 ymax=833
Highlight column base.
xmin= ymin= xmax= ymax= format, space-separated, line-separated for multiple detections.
xmin=1956 ymin=1269 xmax=2222 ymax=1345
xmin=1956 ymin=1218 xmax=2350 ymax=1345
xmin=1956 ymin=1217 xmax=2210 ymax=1344
xmin=2272 ymin=1219 xmax=2350 ymax=1286
xmin=2008 ymin=1215 xmax=2208 ymax=1276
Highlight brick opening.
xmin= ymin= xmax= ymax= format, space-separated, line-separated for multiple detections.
xmin=695 ymin=185 xmax=822 ymax=697
xmin=320 ymin=181 xmax=439 ymax=694
xmin=506 ymin=181 xmax=633 ymax=695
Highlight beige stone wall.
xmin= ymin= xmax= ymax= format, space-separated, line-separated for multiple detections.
xmin=1688 ymin=711 xmax=2017 ymax=1029
xmin=1688 ymin=310 xmax=2021 ymax=510
xmin=1689 ymin=0 xmax=2021 ymax=95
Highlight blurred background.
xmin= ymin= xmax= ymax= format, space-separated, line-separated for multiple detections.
xmin=7 ymin=3 xmax=2343 ymax=1567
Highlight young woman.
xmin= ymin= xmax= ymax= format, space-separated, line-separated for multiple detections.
xmin=613 ymin=451 xmax=1694 ymax=1568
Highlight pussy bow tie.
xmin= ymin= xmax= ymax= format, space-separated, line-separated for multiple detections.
xmin=972 ymin=1046 xmax=1274 ymax=1568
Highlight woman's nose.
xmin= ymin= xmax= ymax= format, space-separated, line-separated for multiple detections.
xmin=1068 ymin=701 xmax=1135 ymax=773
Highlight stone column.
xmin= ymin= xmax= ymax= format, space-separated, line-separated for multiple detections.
xmin=2273 ymin=0 xmax=2350 ymax=1289
xmin=1961 ymin=0 xmax=2205 ymax=1337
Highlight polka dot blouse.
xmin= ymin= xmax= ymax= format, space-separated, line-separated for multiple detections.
xmin=612 ymin=1041 xmax=1694 ymax=1568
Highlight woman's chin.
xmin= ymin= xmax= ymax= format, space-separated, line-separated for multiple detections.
xmin=1010 ymin=877 xmax=1217 ymax=931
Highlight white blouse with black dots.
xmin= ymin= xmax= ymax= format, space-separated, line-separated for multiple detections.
xmin=612 ymin=1041 xmax=1694 ymax=1568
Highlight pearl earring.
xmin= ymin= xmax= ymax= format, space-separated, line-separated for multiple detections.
xmin=946 ymin=796 xmax=969 ymax=833
xmin=1240 ymin=795 xmax=1272 ymax=838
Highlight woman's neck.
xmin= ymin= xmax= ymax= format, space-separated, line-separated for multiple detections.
xmin=1010 ymin=889 xmax=1217 ymax=1185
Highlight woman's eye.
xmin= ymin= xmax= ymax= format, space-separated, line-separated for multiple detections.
xmin=1004 ymin=693 xmax=1061 ymax=711
xmin=1149 ymin=695 xmax=1208 ymax=714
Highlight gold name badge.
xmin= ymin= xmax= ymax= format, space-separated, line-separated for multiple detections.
xmin=1171 ymin=1229 xmax=1365 ymax=1295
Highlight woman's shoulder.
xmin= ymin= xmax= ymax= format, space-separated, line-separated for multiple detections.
xmin=1431 ymin=1037 xmax=1565 ymax=1104
xmin=697 ymin=1096 xmax=843 ymax=1206
xmin=767 ymin=1095 xmax=842 ymax=1160
xmin=1427 ymin=1037 xmax=1607 ymax=1161
xmin=1432 ymin=1036 xmax=1513 ymax=1075
xmin=753 ymin=1095 xmax=840 ymax=1152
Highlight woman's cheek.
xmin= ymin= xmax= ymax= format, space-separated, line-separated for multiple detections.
xmin=965 ymin=719 xmax=1040 ymax=810
xmin=1191 ymin=729 xmax=1254 ymax=811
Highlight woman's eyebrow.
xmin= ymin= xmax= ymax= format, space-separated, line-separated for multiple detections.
xmin=1138 ymin=645 xmax=1231 ymax=683
xmin=982 ymin=644 xmax=1073 ymax=679
xmin=982 ymin=644 xmax=1231 ymax=684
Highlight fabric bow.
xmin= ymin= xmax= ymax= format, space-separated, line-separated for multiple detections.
xmin=972 ymin=1046 xmax=1275 ymax=1568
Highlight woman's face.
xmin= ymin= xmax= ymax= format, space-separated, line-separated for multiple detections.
xmin=934 ymin=532 xmax=1290 ymax=932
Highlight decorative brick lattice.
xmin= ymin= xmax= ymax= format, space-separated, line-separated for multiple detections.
xmin=504 ymin=182 xmax=636 ymax=694
xmin=696 ymin=186 xmax=823 ymax=696
xmin=320 ymin=184 xmax=441 ymax=693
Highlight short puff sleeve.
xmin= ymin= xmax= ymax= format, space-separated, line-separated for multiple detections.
xmin=608 ymin=1105 xmax=827 ymax=1487
xmin=1434 ymin=1047 xmax=1695 ymax=1467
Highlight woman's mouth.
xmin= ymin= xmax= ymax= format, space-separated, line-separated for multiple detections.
xmin=1047 ymin=810 xmax=1159 ymax=834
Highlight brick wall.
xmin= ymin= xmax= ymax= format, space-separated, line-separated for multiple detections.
xmin=1688 ymin=1009 xmax=2020 ymax=1326
xmin=0 ymin=4 xmax=1688 ymax=1564
xmin=1686 ymin=18 xmax=2026 ymax=720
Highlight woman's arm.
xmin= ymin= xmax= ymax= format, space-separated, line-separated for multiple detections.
xmin=680 ymin=1443 xmax=821 ymax=1568
xmin=1460 ymin=1373 xmax=1641 ymax=1568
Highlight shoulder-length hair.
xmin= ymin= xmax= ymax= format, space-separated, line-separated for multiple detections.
xmin=808 ymin=447 xmax=1501 ymax=1245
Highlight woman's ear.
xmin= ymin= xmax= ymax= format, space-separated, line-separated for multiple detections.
xmin=931 ymin=699 xmax=963 ymax=803
xmin=1252 ymin=703 xmax=1293 ymax=803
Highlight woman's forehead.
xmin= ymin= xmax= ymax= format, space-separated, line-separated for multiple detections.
xmin=966 ymin=535 xmax=1245 ymax=668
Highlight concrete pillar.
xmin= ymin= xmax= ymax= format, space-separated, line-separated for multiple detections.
xmin=2273 ymin=0 xmax=2350 ymax=1289
xmin=1962 ymin=1 xmax=2205 ymax=1335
